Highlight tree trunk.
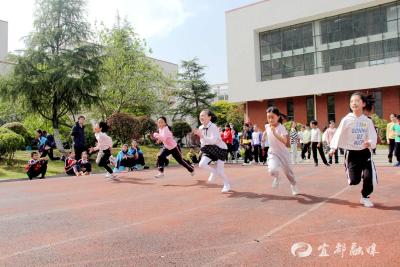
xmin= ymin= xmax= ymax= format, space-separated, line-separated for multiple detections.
xmin=53 ymin=128 xmax=65 ymax=153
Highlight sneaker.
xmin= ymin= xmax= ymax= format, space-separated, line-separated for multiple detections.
xmin=242 ymin=163 xmax=250 ymax=166
xmin=110 ymin=173 xmax=120 ymax=181
xmin=393 ymin=162 xmax=400 ymax=167
xmin=272 ymin=177 xmax=280 ymax=188
xmin=190 ymin=171 xmax=195 ymax=177
xmin=221 ymin=184 xmax=231 ymax=193
xmin=105 ymin=172 xmax=111 ymax=178
xmin=208 ymin=172 xmax=216 ymax=183
xmin=290 ymin=184 xmax=299 ymax=195
xmin=154 ymin=172 xmax=165 ymax=178
xmin=314 ymin=163 xmax=318 ymax=167
xmin=360 ymin=197 xmax=374 ymax=208
xmin=324 ymin=163 xmax=330 ymax=167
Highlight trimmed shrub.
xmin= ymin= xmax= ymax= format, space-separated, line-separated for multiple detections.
xmin=370 ymin=114 xmax=388 ymax=144
xmin=138 ymin=116 xmax=157 ymax=144
xmin=0 ymin=130 xmax=25 ymax=164
xmin=1 ymin=122 xmax=31 ymax=146
xmin=107 ymin=112 xmax=141 ymax=144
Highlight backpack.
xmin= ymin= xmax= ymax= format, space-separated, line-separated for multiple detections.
xmin=46 ymin=134 xmax=57 ymax=148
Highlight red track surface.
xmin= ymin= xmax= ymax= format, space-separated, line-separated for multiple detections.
xmin=0 ymin=165 xmax=399 ymax=266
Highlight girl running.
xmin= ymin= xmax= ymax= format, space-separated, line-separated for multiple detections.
xmin=89 ymin=122 xmax=118 ymax=180
xmin=153 ymin=117 xmax=194 ymax=178
xmin=265 ymin=107 xmax=299 ymax=195
xmin=194 ymin=110 xmax=231 ymax=193
xmin=329 ymin=92 xmax=377 ymax=208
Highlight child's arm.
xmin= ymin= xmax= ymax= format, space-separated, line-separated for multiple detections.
xmin=329 ymin=119 xmax=346 ymax=155
xmin=271 ymin=126 xmax=287 ymax=145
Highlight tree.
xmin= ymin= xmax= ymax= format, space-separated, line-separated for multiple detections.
xmin=0 ymin=0 xmax=101 ymax=152
xmin=172 ymin=121 xmax=192 ymax=144
xmin=211 ymin=101 xmax=245 ymax=132
xmin=137 ymin=116 xmax=157 ymax=144
xmin=173 ymin=58 xmax=216 ymax=125
xmin=107 ymin=112 xmax=141 ymax=145
xmin=96 ymin=18 xmax=170 ymax=118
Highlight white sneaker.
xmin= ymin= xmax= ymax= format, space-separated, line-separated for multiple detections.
xmin=154 ymin=172 xmax=164 ymax=178
xmin=190 ymin=171 xmax=195 ymax=177
xmin=208 ymin=172 xmax=216 ymax=183
xmin=110 ymin=173 xmax=120 ymax=181
xmin=105 ymin=172 xmax=111 ymax=178
xmin=360 ymin=197 xmax=374 ymax=208
xmin=290 ymin=184 xmax=299 ymax=195
xmin=221 ymin=184 xmax=231 ymax=193
xmin=272 ymin=177 xmax=280 ymax=188
xmin=242 ymin=163 xmax=250 ymax=166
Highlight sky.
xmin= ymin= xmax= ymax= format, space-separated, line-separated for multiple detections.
xmin=0 ymin=0 xmax=255 ymax=84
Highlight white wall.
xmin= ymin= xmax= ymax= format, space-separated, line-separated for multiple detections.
xmin=0 ymin=20 xmax=7 ymax=60
xmin=226 ymin=0 xmax=399 ymax=102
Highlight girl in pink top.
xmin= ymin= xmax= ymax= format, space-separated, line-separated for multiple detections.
xmin=153 ymin=116 xmax=194 ymax=178
xmin=265 ymin=107 xmax=299 ymax=195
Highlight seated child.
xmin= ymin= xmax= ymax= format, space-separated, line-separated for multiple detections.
xmin=127 ymin=140 xmax=147 ymax=170
xmin=65 ymin=151 xmax=79 ymax=176
xmin=26 ymin=152 xmax=48 ymax=180
xmin=77 ymin=151 xmax=92 ymax=175
xmin=114 ymin=144 xmax=131 ymax=172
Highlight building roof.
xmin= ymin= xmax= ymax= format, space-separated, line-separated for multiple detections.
xmin=225 ymin=0 xmax=271 ymax=14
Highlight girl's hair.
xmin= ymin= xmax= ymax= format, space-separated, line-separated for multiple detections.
xmin=201 ymin=109 xmax=218 ymax=123
xmin=158 ymin=116 xmax=172 ymax=131
xmin=266 ymin=106 xmax=287 ymax=124
xmin=351 ymin=92 xmax=375 ymax=112
xmin=225 ymin=124 xmax=231 ymax=129
xmin=310 ymin=120 xmax=318 ymax=126
xmin=36 ymin=129 xmax=43 ymax=136
xmin=98 ymin=121 xmax=109 ymax=133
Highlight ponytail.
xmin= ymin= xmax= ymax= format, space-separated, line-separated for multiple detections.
xmin=201 ymin=109 xmax=218 ymax=123
xmin=266 ymin=106 xmax=287 ymax=124
xmin=351 ymin=92 xmax=375 ymax=112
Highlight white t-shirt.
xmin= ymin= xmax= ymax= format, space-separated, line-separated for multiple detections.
xmin=265 ymin=123 xmax=289 ymax=155
xmin=310 ymin=128 xmax=322 ymax=142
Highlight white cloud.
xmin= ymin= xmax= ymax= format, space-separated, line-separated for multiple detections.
xmin=0 ymin=0 xmax=191 ymax=52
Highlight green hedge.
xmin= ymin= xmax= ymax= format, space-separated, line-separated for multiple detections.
xmin=0 ymin=129 xmax=25 ymax=165
xmin=1 ymin=122 xmax=31 ymax=146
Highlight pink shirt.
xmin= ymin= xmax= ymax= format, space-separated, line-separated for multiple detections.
xmin=324 ymin=127 xmax=336 ymax=144
xmin=154 ymin=126 xmax=177 ymax=150
xmin=94 ymin=132 xmax=113 ymax=151
xmin=265 ymin=123 xmax=289 ymax=156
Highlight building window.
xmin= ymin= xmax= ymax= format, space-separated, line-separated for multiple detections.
xmin=259 ymin=2 xmax=400 ymax=82
xmin=287 ymin=99 xmax=294 ymax=121
xmin=373 ymin=91 xmax=383 ymax=118
xmin=327 ymin=95 xmax=336 ymax=122
xmin=306 ymin=96 xmax=314 ymax=124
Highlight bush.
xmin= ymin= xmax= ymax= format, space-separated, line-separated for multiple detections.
xmin=283 ymin=121 xmax=303 ymax=132
xmin=0 ymin=130 xmax=25 ymax=165
xmin=107 ymin=112 xmax=141 ymax=144
xmin=84 ymin=123 xmax=97 ymax=148
xmin=1 ymin=122 xmax=31 ymax=146
xmin=370 ymin=114 xmax=388 ymax=144
xmin=172 ymin=121 xmax=192 ymax=139
xmin=138 ymin=116 xmax=157 ymax=144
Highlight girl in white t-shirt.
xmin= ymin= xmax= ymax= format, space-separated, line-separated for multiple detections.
xmin=265 ymin=107 xmax=299 ymax=195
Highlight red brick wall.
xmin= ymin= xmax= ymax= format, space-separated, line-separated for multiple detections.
xmin=335 ymin=91 xmax=350 ymax=123
xmin=247 ymin=100 xmax=268 ymax=130
xmin=315 ymin=95 xmax=328 ymax=128
xmin=382 ymin=86 xmax=400 ymax=120
xmin=293 ymin=96 xmax=307 ymax=125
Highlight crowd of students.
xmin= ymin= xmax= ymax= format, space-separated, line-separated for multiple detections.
xmin=25 ymin=92 xmax=400 ymax=208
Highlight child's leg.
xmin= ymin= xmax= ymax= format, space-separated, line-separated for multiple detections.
xmin=199 ymin=155 xmax=216 ymax=174
xmin=345 ymin=150 xmax=362 ymax=186
xmin=267 ymin=154 xmax=280 ymax=178
xmin=216 ymin=160 xmax=230 ymax=186
xmin=171 ymin=147 xmax=194 ymax=173
xmin=156 ymin=148 xmax=171 ymax=173
xmin=395 ymin=142 xmax=400 ymax=163
xmin=99 ymin=150 xmax=114 ymax=174
xmin=311 ymin=142 xmax=318 ymax=164
xmin=291 ymin=144 xmax=297 ymax=164
xmin=280 ymin=154 xmax=296 ymax=185
xmin=317 ymin=145 xmax=329 ymax=164
xmin=361 ymin=149 xmax=376 ymax=198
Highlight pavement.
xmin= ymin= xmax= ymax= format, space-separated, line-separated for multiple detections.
xmin=0 ymin=150 xmax=399 ymax=266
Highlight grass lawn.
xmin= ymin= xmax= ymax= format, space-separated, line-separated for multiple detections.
xmin=0 ymin=146 xmax=191 ymax=180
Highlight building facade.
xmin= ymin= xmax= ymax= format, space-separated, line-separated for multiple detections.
xmin=0 ymin=20 xmax=14 ymax=75
xmin=226 ymin=0 xmax=400 ymax=128
xmin=210 ymin=83 xmax=229 ymax=102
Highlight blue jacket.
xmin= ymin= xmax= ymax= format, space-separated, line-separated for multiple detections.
xmin=71 ymin=123 xmax=85 ymax=148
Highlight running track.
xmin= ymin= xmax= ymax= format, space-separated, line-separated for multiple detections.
xmin=0 ymin=164 xmax=399 ymax=266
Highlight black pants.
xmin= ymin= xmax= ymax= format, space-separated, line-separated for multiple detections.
xmin=78 ymin=162 xmax=92 ymax=173
xmin=262 ymin=146 xmax=269 ymax=163
xmin=243 ymin=144 xmax=253 ymax=163
xmin=27 ymin=161 xmax=48 ymax=179
xmin=311 ymin=142 xmax=328 ymax=165
xmin=301 ymin=142 xmax=311 ymax=160
xmin=388 ymin=139 xmax=395 ymax=162
xmin=252 ymin=145 xmax=262 ymax=163
xmin=226 ymin=143 xmax=234 ymax=160
xmin=328 ymin=148 xmax=339 ymax=164
xmin=157 ymin=146 xmax=194 ymax=173
xmin=74 ymin=146 xmax=86 ymax=161
xmin=41 ymin=148 xmax=60 ymax=161
xmin=395 ymin=142 xmax=400 ymax=163
xmin=345 ymin=149 xmax=375 ymax=198
xmin=98 ymin=149 xmax=113 ymax=174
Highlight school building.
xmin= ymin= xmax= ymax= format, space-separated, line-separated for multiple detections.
xmin=226 ymin=0 xmax=400 ymax=128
